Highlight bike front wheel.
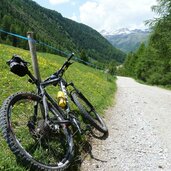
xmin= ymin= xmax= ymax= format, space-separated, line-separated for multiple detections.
xmin=71 ymin=90 xmax=108 ymax=135
xmin=0 ymin=92 xmax=74 ymax=171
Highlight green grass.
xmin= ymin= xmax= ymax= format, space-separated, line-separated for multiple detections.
xmin=0 ymin=44 xmax=116 ymax=170
xmin=134 ymin=77 xmax=171 ymax=91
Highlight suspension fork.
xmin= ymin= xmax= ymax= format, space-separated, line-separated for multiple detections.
xmin=31 ymin=87 xmax=43 ymax=123
xmin=39 ymin=85 xmax=49 ymax=122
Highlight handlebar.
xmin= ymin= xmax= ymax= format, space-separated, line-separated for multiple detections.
xmin=7 ymin=53 xmax=75 ymax=87
xmin=58 ymin=53 xmax=74 ymax=74
xmin=67 ymin=53 xmax=74 ymax=62
xmin=43 ymin=53 xmax=75 ymax=83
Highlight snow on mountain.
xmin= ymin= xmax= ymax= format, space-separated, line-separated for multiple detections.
xmin=111 ymin=28 xmax=131 ymax=35
xmin=100 ymin=30 xmax=110 ymax=36
xmin=100 ymin=28 xmax=150 ymax=36
xmin=100 ymin=28 xmax=151 ymax=53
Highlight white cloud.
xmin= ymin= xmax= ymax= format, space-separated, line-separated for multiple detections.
xmin=79 ymin=0 xmax=157 ymax=31
xmin=79 ymin=2 xmax=106 ymax=30
xmin=49 ymin=0 xmax=70 ymax=5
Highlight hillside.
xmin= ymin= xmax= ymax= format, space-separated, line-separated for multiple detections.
xmin=101 ymin=28 xmax=150 ymax=53
xmin=121 ymin=0 xmax=171 ymax=86
xmin=0 ymin=43 xmax=116 ymax=170
xmin=0 ymin=0 xmax=125 ymax=64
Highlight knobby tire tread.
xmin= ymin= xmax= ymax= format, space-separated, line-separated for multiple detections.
xmin=0 ymin=92 xmax=74 ymax=171
xmin=71 ymin=91 xmax=108 ymax=134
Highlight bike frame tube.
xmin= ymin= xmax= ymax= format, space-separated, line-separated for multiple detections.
xmin=26 ymin=62 xmax=85 ymax=134
xmin=39 ymin=85 xmax=49 ymax=121
xmin=26 ymin=56 xmax=78 ymax=122
xmin=27 ymin=71 xmax=62 ymax=121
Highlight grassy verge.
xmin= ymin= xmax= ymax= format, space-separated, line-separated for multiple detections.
xmin=134 ymin=77 xmax=171 ymax=91
xmin=0 ymin=44 xmax=116 ymax=170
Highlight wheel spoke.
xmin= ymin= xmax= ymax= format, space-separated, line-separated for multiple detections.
xmin=0 ymin=92 xmax=73 ymax=170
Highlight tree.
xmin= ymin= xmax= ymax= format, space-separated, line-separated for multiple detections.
xmin=122 ymin=0 xmax=171 ymax=85
xmin=1 ymin=15 xmax=12 ymax=40
xmin=151 ymin=0 xmax=171 ymax=17
xmin=80 ymin=50 xmax=89 ymax=63
xmin=108 ymin=60 xmax=117 ymax=75
xmin=10 ymin=24 xmax=18 ymax=47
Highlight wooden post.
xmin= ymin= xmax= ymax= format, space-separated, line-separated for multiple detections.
xmin=27 ymin=32 xmax=41 ymax=82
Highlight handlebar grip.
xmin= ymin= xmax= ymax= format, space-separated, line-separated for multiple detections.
xmin=44 ymin=53 xmax=74 ymax=82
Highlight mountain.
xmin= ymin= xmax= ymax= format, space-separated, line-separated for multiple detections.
xmin=101 ymin=28 xmax=131 ymax=36
xmin=101 ymin=28 xmax=151 ymax=53
xmin=0 ymin=0 xmax=125 ymax=64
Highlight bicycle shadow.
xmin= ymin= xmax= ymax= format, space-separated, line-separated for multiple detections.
xmin=67 ymin=132 xmax=108 ymax=170
xmin=67 ymin=110 xmax=108 ymax=170
xmin=68 ymin=140 xmax=108 ymax=171
xmin=66 ymin=140 xmax=92 ymax=171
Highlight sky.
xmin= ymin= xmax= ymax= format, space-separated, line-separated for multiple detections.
xmin=34 ymin=0 xmax=158 ymax=32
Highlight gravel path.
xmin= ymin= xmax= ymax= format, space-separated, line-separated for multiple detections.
xmin=81 ymin=76 xmax=171 ymax=171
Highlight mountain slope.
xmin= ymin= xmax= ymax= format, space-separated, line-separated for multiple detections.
xmin=0 ymin=0 xmax=125 ymax=63
xmin=0 ymin=43 xmax=116 ymax=171
xmin=101 ymin=29 xmax=150 ymax=53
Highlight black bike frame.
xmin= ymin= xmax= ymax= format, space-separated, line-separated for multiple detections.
xmin=26 ymin=70 xmax=62 ymax=123
xmin=27 ymin=68 xmax=81 ymax=130
xmin=26 ymin=53 xmax=83 ymax=133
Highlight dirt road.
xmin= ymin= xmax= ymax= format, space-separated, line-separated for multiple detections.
xmin=81 ymin=76 xmax=171 ymax=171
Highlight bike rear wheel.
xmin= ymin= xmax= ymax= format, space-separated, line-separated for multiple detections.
xmin=71 ymin=91 xmax=108 ymax=134
xmin=0 ymin=92 xmax=74 ymax=171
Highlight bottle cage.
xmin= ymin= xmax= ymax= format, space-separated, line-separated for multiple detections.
xmin=7 ymin=55 xmax=29 ymax=77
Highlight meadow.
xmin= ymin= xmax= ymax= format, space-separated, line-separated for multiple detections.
xmin=0 ymin=44 xmax=116 ymax=170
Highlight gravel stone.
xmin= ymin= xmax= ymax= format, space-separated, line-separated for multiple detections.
xmin=81 ymin=76 xmax=171 ymax=171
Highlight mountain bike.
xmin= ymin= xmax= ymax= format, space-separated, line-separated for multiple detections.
xmin=0 ymin=53 xmax=108 ymax=171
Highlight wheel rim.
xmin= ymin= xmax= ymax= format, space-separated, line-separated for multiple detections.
xmin=75 ymin=93 xmax=105 ymax=129
xmin=8 ymin=96 xmax=71 ymax=167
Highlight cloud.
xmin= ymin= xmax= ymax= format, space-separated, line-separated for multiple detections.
xmin=79 ymin=0 xmax=157 ymax=31
xmin=49 ymin=0 xmax=70 ymax=5
xmin=79 ymin=2 xmax=106 ymax=30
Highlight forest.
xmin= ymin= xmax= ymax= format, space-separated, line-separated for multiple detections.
xmin=0 ymin=0 xmax=125 ymax=67
xmin=121 ymin=0 xmax=171 ymax=86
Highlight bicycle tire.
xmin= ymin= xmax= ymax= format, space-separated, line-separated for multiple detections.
xmin=71 ymin=91 xmax=108 ymax=134
xmin=0 ymin=92 xmax=74 ymax=171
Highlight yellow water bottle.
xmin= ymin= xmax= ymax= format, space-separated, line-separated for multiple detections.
xmin=57 ymin=91 xmax=66 ymax=108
